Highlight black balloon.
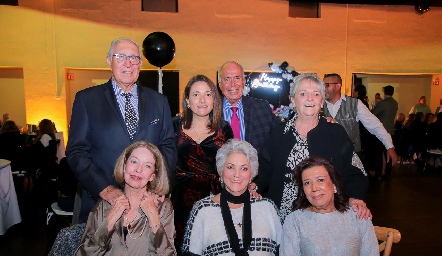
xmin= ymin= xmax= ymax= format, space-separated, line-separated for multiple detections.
xmin=142 ymin=32 xmax=175 ymax=67
xmin=415 ymin=0 xmax=430 ymax=14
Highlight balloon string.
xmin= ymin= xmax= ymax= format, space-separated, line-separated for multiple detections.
xmin=158 ymin=67 xmax=163 ymax=94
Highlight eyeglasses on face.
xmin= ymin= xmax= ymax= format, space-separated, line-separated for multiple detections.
xmin=324 ymin=83 xmax=340 ymax=87
xmin=112 ymin=53 xmax=142 ymax=65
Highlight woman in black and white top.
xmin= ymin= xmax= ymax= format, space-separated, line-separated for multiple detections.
xmin=181 ymin=139 xmax=282 ymax=255
xmin=253 ymin=73 xmax=370 ymax=223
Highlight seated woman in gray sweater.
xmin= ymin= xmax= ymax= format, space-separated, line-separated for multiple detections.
xmin=281 ymin=156 xmax=378 ymax=256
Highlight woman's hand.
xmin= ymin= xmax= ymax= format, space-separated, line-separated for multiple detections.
xmin=248 ymin=182 xmax=262 ymax=199
xmin=105 ymin=194 xmax=130 ymax=231
xmin=349 ymin=198 xmax=372 ymax=219
xmin=140 ymin=191 xmax=162 ymax=233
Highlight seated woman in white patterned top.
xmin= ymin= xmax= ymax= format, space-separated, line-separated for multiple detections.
xmin=181 ymin=139 xmax=282 ymax=255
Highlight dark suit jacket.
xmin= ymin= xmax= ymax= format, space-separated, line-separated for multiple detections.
xmin=372 ymin=96 xmax=398 ymax=135
xmin=232 ymin=96 xmax=280 ymax=152
xmin=66 ymin=79 xmax=177 ymax=223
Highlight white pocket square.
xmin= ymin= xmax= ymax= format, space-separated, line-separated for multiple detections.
xmin=150 ymin=119 xmax=160 ymax=125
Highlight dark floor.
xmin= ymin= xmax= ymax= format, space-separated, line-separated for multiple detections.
xmin=365 ymin=161 xmax=442 ymax=255
xmin=1 ymin=162 xmax=441 ymax=256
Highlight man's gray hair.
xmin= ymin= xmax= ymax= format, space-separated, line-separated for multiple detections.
xmin=107 ymin=37 xmax=141 ymax=59
xmin=289 ymin=73 xmax=325 ymax=100
xmin=216 ymin=139 xmax=258 ymax=179
xmin=217 ymin=61 xmax=245 ymax=82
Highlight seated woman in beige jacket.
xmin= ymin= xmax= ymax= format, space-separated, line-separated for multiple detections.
xmin=76 ymin=141 xmax=176 ymax=255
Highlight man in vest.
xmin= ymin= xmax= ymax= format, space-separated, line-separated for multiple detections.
xmin=322 ymin=73 xmax=398 ymax=177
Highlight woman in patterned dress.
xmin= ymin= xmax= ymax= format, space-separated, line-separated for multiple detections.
xmin=181 ymin=139 xmax=282 ymax=255
xmin=252 ymin=73 xmax=371 ymax=223
xmin=171 ymin=75 xmax=233 ymax=251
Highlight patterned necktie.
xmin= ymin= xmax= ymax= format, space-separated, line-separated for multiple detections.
xmin=122 ymin=92 xmax=138 ymax=140
xmin=231 ymin=107 xmax=241 ymax=140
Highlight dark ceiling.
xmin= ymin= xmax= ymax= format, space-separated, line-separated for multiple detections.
xmin=293 ymin=1 xmax=442 ymax=7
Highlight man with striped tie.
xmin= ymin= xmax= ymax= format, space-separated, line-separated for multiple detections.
xmin=66 ymin=37 xmax=176 ymax=223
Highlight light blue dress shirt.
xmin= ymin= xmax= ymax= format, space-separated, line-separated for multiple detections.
xmin=223 ymin=97 xmax=245 ymax=141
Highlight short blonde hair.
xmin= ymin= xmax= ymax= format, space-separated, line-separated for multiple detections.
xmin=114 ymin=141 xmax=169 ymax=195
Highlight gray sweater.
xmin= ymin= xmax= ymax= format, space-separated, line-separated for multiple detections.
xmin=281 ymin=209 xmax=378 ymax=256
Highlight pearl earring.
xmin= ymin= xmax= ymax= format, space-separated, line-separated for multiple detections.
xmin=219 ymin=177 xmax=224 ymax=188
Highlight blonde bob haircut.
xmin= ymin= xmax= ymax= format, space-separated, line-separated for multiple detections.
xmin=114 ymin=141 xmax=169 ymax=195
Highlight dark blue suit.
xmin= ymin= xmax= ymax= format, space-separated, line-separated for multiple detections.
xmin=229 ymin=96 xmax=280 ymax=152
xmin=66 ymin=79 xmax=177 ymax=223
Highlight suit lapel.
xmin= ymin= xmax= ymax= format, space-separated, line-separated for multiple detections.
xmin=103 ymin=80 xmax=131 ymax=138
xmin=242 ymin=96 xmax=253 ymax=141
xmin=136 ymin=86 xmax=149 ymax=139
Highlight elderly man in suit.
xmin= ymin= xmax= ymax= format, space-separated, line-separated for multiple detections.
xmin=66 ymin=37 xmax=177 ymax=223
xmin=372 ymin=85 xmax=398 ymax=180
xmin=217 ymin=61 xmax=280 ymax=152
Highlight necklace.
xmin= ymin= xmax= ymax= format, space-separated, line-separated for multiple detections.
xmin=124 ymin=215 xmax=138 ymax=227
xmin=191 ymin=125 xmax=207 ymax=144
xmin=231 ymin=207 xmax=244 ymax=228
xmin=124 ymin=209 xmax=141 ymax=226
xmin=125 ymin=217 xmax=148 ymax=240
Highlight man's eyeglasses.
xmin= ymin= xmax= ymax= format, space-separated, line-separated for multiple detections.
xmin=112 ymin=54 xmax=142 ymax=65
xmin=324 ymin=83 xmax=340 ymax=87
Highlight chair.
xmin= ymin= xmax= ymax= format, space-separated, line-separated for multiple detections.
xmin=51 ymin=202 xmax=73 ymax=216
xmin=48 ymin=223 xmax=86 ymax=256
xmin=422 ymin=149 xmax=442 ymax=172
xmin=374 ymin=226 xmax=401 ymax=256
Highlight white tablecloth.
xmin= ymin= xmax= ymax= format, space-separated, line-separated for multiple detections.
xmin=0 ymin=159 xmax=22 ymax=235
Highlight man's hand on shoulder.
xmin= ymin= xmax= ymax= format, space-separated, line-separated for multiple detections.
xmin=349 ymin=198 xmax=372 ymax=220
xmin=324 ymin=116 xmax=338 ymax=124
xmin=99 ymin=185 xmax=126 ymax=207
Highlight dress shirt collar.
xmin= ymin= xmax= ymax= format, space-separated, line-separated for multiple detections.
xmin=111 ymin=78 xmax=138 ymax=98
xmin=223 ymin=97 xmax=244 ymax=111
xmin=325 ymin=93 xmax=347 ymax=118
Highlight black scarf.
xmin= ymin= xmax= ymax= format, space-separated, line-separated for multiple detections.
xmin=220 ymin=188 xmax=252 ymax=256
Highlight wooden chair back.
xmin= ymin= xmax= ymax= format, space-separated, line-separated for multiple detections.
xmin=374 ymin=226 xmax=401 ymax=256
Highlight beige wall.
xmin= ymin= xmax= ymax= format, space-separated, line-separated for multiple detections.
xmin=0 ymin=68 xmax=26 ymax=127
xmin=359 ymin=74 xmax=433 ymax=115
xmin=431 ymin=74 xmax=442 ymax=112
xmin=1 ymin=1 xmax=442 ymax=139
